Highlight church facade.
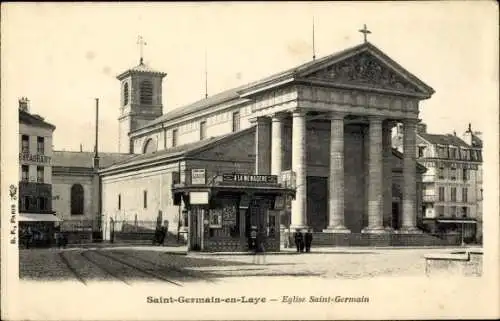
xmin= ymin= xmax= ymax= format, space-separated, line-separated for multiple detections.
xmin=100 ymin=41 xmax=455 ymax=249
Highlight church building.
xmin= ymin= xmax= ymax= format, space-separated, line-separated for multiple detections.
xmin=99 ymin=36 xmax=453 ymax=251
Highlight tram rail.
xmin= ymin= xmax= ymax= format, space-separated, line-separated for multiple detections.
xmin=89 ymin=250 xmax=182 ymax=286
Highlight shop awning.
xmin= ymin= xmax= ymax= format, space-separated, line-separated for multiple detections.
xmin=437 ymin=219 xmax=477 ymax=224
xmin=19 ymin=213 xmax=62 ymax=222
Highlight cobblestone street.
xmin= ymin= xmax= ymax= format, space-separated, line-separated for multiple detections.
xmin=19 ymin=246 xmax=478 ymax=285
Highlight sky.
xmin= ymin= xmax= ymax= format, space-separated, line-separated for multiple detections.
xmin=2 ymin=2 xmax=498 ymax=153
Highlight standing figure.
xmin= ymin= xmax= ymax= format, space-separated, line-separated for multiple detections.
xmin=153 ymin=227 xmax=161 ymax=245
xmin=293 ymin=229 xmax=303 ymax=253
xmin=305 ymin=229 xmax=313 ymax=253
xmin=255 ymin=232 xmax=266 ymax=265
xmin=249 ymin=226 xmax=257 ymax=251
xmin=299 ymin=231 xmax=305 ymax=253
xmin=160 ymin=225 xmax=167 ymax=245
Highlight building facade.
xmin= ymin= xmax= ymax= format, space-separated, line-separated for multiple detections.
xmin=51 ymin=151 xmax=133 ymax=239
xmin=393 ymin=123 xmax=483 ymax=243
xmin=97 ymin=40 xmax=455 ymax=248
xmin=18 ymin=98 xmax=60 ymax=245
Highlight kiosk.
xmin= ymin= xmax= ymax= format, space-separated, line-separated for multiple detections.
xmin=172 ymin=172 xmax=295 ymax=252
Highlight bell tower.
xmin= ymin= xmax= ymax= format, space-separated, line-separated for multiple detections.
xmin=116 ymin=37 xmax=167 ymax=153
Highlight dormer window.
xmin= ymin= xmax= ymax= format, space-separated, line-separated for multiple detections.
xmin=449 ymin=147 xmax=457 ymax=159
xmin=123 ymin=82 xmax=129 ymax=106
xmin=140 ymin=80 xmax=153 ymax=105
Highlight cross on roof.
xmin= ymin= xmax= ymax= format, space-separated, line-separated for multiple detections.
xmin=137 ymin=35 xmax=147 ymax=64
xmin=358 ymin=24 xmax=371 ymax=43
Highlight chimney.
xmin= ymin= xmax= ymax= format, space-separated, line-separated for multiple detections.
xmin=416 ymin=122 xmax=427 ymax=134
xmin=18 ymin=97 xmax=30 ymax=112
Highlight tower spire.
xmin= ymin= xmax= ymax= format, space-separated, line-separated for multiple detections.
xmin=312 ymin=16 xmax=316 ymax=61
xmin=137 ymin=35 xmax=147 ymax=64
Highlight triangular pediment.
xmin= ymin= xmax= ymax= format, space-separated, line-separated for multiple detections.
xmin=299 ymin=44 xmax=434 ymax=97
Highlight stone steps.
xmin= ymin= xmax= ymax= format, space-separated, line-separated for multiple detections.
xmin=284 ymin=232 xmax=461 ymax=247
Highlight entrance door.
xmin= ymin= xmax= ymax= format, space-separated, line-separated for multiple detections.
xmin=189 ymin=208 xmax=203 ymax=251
xmin=245 ymin=199 xmax=268 ymax=248
xmin=392 ymin=202 xmax=400 ymax=230
xmin=249 ymin=199 xmax=268 ymax=232
xmin=307 ymin=177 xmax=327 ymax=232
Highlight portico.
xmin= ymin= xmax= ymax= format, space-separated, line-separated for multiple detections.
xmin=245 ymin=42 xmax=435 ymax=236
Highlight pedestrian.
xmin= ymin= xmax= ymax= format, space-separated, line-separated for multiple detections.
xmin=293 ymin=229 xmax=303 ymax=253
xmin=299 ymin=230 xmax=305 ymax=253
xmin=62 ymin=232 xmax=68 ymax=248
xmin=160 ymin=225 xmax=167 ymax=245
xmin=153 ymin=226 xmax=161 ymax=245
xmin=283 ymin=229 xmax=290 ymax=248
xmin=305 ymin=228 xmax=313 ymax=253
xmin=54 ymin=230 xmax=60 ymax=248
xmin=255 ymin=233 xmax=266 ymax=265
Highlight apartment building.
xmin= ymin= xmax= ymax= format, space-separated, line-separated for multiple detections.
xmin=394 ymin=122 xmax=483 ymax=243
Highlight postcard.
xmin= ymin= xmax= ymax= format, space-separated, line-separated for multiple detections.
xmin=1 ymin=2 xmax=499 ymax=320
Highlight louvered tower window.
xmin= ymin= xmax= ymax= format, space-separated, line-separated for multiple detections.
xmin=140 ymin=80 xmax=153 ymax=105
xmin=123 ymin=82 xmax=129 ymax=106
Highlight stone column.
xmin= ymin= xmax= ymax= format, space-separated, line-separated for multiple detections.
xmin=290 ymin=109 xmax=307 ymax=230
xmin=271 ymin=113 xmax=285 ymax=176
xmin=325 ymin=113 xmax=350 ymax=233
xmin=254 ymin=117 xmax=271 ymax=175
xmin=382 ymin=121 xmax=394 ymax=231
xmin=401 ymin=119 xmax=420 ymax=233
xmin=362 ymin=117 xmax=385 ymax=233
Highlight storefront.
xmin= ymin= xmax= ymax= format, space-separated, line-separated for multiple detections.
xmin=172 ymin=172 xmax=295 ymax=252
xmin=18 ymin=213 xmax=62 ymax=248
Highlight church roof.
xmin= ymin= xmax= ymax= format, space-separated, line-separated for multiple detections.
xmin=19 ymin=109 xmax=56 ymax=130
xmin=52 ymin=151 xmax=135 ymax=169
xmin=138 ymin=41 xmax=435 ymax=132
xmin=418 ymin=133 xmax=470 ymax=148
xmin=100 ymin=127 xmax=254 ymax=174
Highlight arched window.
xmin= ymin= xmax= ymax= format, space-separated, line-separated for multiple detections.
xmin=140 ymin=80 xmax=153 ymax=105
xmin=123 ymin=82 xmax=129 ymax=106
xmin=71 ymin=184 xmax=84 ymax=215
xmin=143 ymin=138 xmax=157 ymax=154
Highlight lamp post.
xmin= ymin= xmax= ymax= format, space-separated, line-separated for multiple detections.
xmin=461 ymin=221 xmax=465 ymax=247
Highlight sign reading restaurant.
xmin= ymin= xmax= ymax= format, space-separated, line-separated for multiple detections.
xmin=222 ymin=173 xmax=278 ymax=184
xmin=19 ymin=153 xmax=51 ymax=164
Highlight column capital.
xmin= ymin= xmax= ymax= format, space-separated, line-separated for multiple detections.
xmin=291 ymin=108 xmax=307 ymax=117
xmin=249 ymin=116 xmax=271 ymax=124
xmin=271 ymin=112 xmax=288 ymax=121
xmin=367 ymin=115 xmax=384 ymax=124
xmin=327 ymin=112 xmax=347 ymax=121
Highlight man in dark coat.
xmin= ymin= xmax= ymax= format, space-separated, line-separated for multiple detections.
xmin=305 ymin=229 xmax=313 ymax=253
xmin=293 ymin=229 xmax=303 ymax=253
xmin=160 ymin=226 xmax=167 ymax=245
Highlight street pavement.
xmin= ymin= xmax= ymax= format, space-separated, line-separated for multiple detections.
xmin=19 ymin=245 xmax=481 ymax=285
